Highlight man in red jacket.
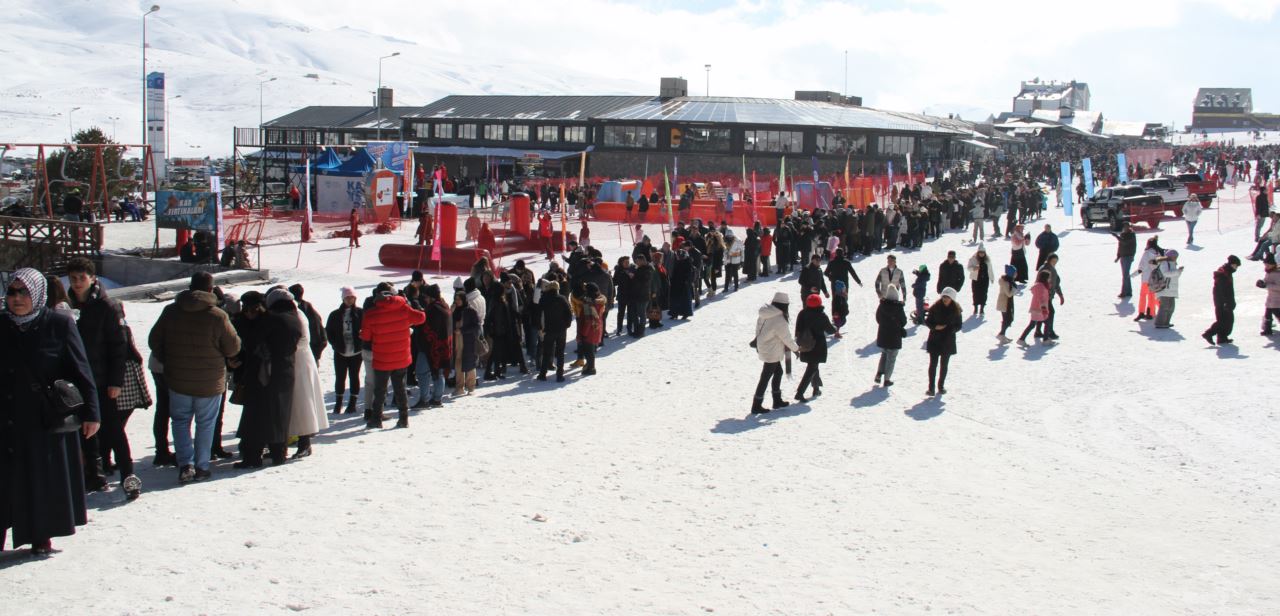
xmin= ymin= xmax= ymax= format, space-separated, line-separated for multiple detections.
xmin=359 ymin=290 xmax=425 ymax=428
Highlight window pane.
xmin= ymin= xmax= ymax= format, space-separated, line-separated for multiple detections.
xmin=458 ymin=124 xmax=476 ymax=140
xmin=484 ymin=125 xmax=504 ymax=140
xmin=434 ymin=124 xmax=453 ymax=139
xmin=509 ymin=125 xmax=529 ymax=141
xmin=538 ymin=126 xmax=559 ymax=142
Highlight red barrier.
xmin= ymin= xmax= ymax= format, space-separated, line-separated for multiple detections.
xmin=438 ymin=203 xmax=458 ymax=249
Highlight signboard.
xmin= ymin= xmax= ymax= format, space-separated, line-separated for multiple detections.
xmin=364 ymin=141 xmax=411 ymax=171
xmin=146 ymin=72 xmax=167 ymax=181
xmin=518 ymin=153 xmax=544 ymax=177
xmin=316 ymin=175 xmax=366 ymax=213
xmin=373 ymin=169 xmax=397 ymax=208
xmin=155 ymin=190 xmax=216 ymax=231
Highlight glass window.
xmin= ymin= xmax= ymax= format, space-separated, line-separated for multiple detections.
xmin=920 ymin=137 xmax=944 ymax=158
xmin=603 ymin=125 xmax=657 ymax=149
xmin=877 ymin=135 xmax=915 ymax=156
xmin=457 ymin=124 xmax=476 ymax=140
xmin=413 ymin=123 xmax=430 ymax=139
xmin=815 ymin=132 xmax=867 ymax=155
xmin=671 ymin=127 xmax=731 ymax=151
xmin=484 ymin=124 xmax=504 ymax=140
xmin=564 ymin=126 xmax=587 ymax=143
xmin=537 ymin=126 xmax=559 ymax=142
xmin=744 ymin=130 xmax=803 ymax=153
xmin=434 ymin=123 xmax=453 ymax=139
xmin=508 ymin=125 xmax=530 ymax=141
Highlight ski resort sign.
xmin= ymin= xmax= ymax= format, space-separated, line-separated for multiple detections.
xmin=155 ymin=190 xmax=217 ymax=232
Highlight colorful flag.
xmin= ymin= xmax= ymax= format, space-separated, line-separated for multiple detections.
xmin=664 ymin=167 xmax=674 ymax=224
xmin=751 ymin=170 xmax=758 ymax=223
xmin=887 ymin=160 xmax=894 ymax=197
xmin=560 ymin=182 xmax=567 ymax=250
xmin=1060 ymin=161 xmax=1074 ymax=216
xmin=741 ymin=154 xmax=747 ymax=203
xmin=304 ymin=153 xmax=312 ymax=233
xmin=906 ymin=152 xmax=912 ymax=186
xmin=1117 ymin=153 xmax=1129 ymax=183
xmin=811 ymin=156 xmax=823 ymax=209
xmin=1082 ymin=158 xmax=1095 ymax=198
xmin=779 ymin=156 xmax=786 ymax=198
xmin=210 ymin=175 xmax=223 ymax=250
xmin=843 ymin=155 xmax=850 ymax=207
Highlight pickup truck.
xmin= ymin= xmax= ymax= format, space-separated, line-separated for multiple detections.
xmin=1162 ymin=173 xmax=1216 ymax=208
xmin=1129 ymin=178 xmax=1189 ymax=216
xmin=1081 ymin=185 xmax=1167 ymax=231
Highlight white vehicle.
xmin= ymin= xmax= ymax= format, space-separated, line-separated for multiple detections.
xmin=1129 ymin=178 xmax=1190 ymax=214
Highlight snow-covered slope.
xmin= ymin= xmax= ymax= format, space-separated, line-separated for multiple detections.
xmin=2 ymin=184 xmax=1277 ymax=614
xmin=0 ymin=0 xmax=647 ymax=157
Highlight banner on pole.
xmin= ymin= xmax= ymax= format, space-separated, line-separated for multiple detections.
xmin=1060 ymin=161 xmax=1074 ymax=216
xmin=156 ymin=190 xmax=217 ymax=231
xmin=210 ymin=176 xmax=223 ymax=250
xmin=1082 ymin=158 xmax=1095 ymax=198
xmin=146 ymin=72 xmax=168 ymax=181
xmin=1117 ymin=153 xmax=1129 ymax=184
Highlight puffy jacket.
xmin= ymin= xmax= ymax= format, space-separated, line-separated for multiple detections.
xmin=359 ymin=294 xmax=426 ymax=371
xmin=967 ymin=254 xmax=996 ymax=282
xmin=1263 ymin=269 xmax=1280 ymax=309
xmin=875 ymin=266 xmax=905 ymax=299
xmin=148 ymin=290 xmax=241 ymax=397
xmin=1035 ymin=231 xmax=1059 ymax=254
xmin=924 ymin=301 xmax=963 ymax=356
xmin=324 ymin=305 xmax=364 ymax=356
xmin=576 ymin=295 xmax=606 ymax=345
xmin=1211 ymin=265 xmax=1235 ymax=310
xmin=875 ymin=299 xmax=907 ymax=350
xmin=1154 ymin=261 xmax=1182 ymax=298
xmin=725 ymin=240 xmax=744 ymax=265
xmin=1027 ymin=282 xmax=1050 ymax=321
xmin=936 ymin=259 xmax=965 ymax=293
xmin=1183 ymin=199 xmax=1203 ymax=223
xmin=754 ymin=303 xmax=798 ymax=363
xmin=995 ymin=277 xmax=1016 ymax=313
xmin=68 ymin=282 xmax=128 ymax=391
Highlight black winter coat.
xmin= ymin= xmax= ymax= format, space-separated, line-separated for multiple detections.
xmin=875 ymin=299 xmax=908 ymax=350
xmin=324 ymin=305 xmax=364 ymax=356
xmin=798 ymin=264 xmax=829 ymax=296
xmin=824 ymin=258 xmax=862 ymax=289
xmin=0 ymin=310 xmax=100 ymax=547
xmin=539 ymin=293 xmax=574 ymax=336
xmin=1212 ymin=266 xmax=1236 ymax=309
xmin=628 ymin=264 xmax=655 ymax=303
xmin=795 ymin=306 xmax=835 ymax=364
xmin=68 ymin=282 xmax=128 ymax=393
xmin=925 ymin=301 xmax=963 ymax=356
xmin=937 ymin=260 xmax=965 ymax=293
xmin=234 ymin=310 xmax=299 ymax=445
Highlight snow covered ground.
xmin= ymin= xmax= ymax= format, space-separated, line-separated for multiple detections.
xmin=3 ymin=187 xmax=1278 ymax=615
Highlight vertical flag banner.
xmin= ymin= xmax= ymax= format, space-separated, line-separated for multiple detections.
xmin=906 ymin=152 xmax=913 ymax=186
xmin=663 ymin=167 xmax=674 ymax=224
xmin=304 ymin=153 xmax=313 ymax=233
xmin=404 ymin=150 xmax=414 ymax=214
xmin=1082 ymin=158 xmax=1095 ymax=198
xmin=146 ymin=72 xmax=167 ymax=181
xmin=810 ymin=156 xmax=823 ymax=209
xmin=887 ymin=160 xmax=894 ymax=196
xmin=741 ymin=155 xmax=747 ymax=203
xmin=1060 ymin=161 xmax=1073 ymax=216
xmin=1117 ymin=153 xmax=1129 ymax=184
xmin=560 ymin=182 xmax=567 ymax=250
xmin=578 ymin=150 xmax=587 ymax=190
xmin=673 ymin=156 xmax=679 ymax=196
xmin=751 ymin=170 xmax=758 ymax=223
xmin=779 ymin=156 xmax=786 ymax=197
xmin=210 ymin=175 xmax=223 ymax=251
xmin=843 ymin=156 xmax=850 ymax=207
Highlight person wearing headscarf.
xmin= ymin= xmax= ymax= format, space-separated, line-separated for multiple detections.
xmin=0 ymin=268 xmax=100 ymax=554
xmin=266 ymin=287 xmax=328 ymax=457
xmin=231 ymin=291 xmax=298 ymax=468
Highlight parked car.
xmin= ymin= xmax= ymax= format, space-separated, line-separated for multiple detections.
xmin=1162 ymin=172 xmax=1216 ymax=208
xmin=1129 ymin=178 xmax=1189 ymax=215
xmin=1082 ymin=185 xmax=1166 ymax=231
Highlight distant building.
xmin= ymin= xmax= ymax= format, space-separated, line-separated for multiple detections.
xmin=1190 ymin=88 xmax=1280 ymax=130
xmin=1012 ymin=79 xmax=1090 ymax=117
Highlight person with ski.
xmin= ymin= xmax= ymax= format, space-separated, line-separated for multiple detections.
xmin=1201 ymin=255 xmax=1241 ymax=345
xmin=924 ymin=287 xmax=963 ymax=396
xmin=751 ymin=292 xmax=799 ymax=414
xmin=793 ymin=294 xmax=835 ymax=402
xmin=874 ymin=285 xmax=907 ymax=387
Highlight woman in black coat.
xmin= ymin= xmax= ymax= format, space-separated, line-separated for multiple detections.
xmin=925 ymin=288 xmax=964 ymax=396
xmin=232 ymin=292 xmax=299 ymax=467
xmin=874 ymin=286 xmax=908 ymax=387
xmin=793 ymin=294 xmax=836 ymax=401
xmin=0 ymin=268 xmax=100 ymax=554
xmin=743 ymin=228 xmax=761 ymax=281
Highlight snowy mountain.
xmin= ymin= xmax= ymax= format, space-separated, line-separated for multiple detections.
xmin=0 ymin=0 xmax=648 ymax=157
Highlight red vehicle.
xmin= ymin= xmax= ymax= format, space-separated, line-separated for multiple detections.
xmin=1163 ymin=173 xmax=1216 ymax=208
xmin=1081 ymin=185 xmax=1167 ymax=230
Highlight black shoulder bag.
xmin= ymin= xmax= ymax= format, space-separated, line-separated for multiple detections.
xmin=14 ymin=342 xmax=85 ymax=434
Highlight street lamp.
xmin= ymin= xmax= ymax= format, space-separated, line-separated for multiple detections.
xmin=705 ymin=64 xmax=711 ymax=97
xmin=108 ymin=116 xmax=120 ymax=139
xmin=376 ymin=52 xmax=400 ymax=141
xmin=167 ymin=94 xmax=181 ymax=159
xmin=258 ymin=77 xmax=276 ymax=130
xmin=142 ymin=4 xmax=160 ymax=148
xmin=68 ymin=106 xmax=81 ymax=140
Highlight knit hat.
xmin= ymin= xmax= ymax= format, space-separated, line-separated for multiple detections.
xmin=917 ymin=264 xmax=928 ymax=273
xmin=940 ymin=287 xmax=959 ymax=301
xmin=265 ymin=287 xmax=294 ymax=307
xmin=1227 ymin=255 xmax=1242 ymax=267
xmin=453 ymin=276 xmax=464 ymax=290
xmin=772 ymin=291 xmax=790 ymax=305
xmin=340 ymin=286 xmax=357 ymax=298
xmin=884 ymin=285 xmax=900 ymax=302
xmin=1165 ymin=249 xmax=1179 ymax=260
xmin=288 ymin=283 xmax=305 ymax=300
xmin=805 ymin=294 xmax=823 ymax=308
xmin=411 ymin=270 xmax=424 ymax=282
xmin=1004 ymin=264 xmax=1016 ymax=278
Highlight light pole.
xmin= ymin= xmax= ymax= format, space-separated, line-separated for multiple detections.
xmin=167 ymin=94 xmax=181 ymax=159
xmin=68 ymin=107 xmax=81 ymax=140
xmin=258 ymin=77 xmax=276 ymax=132
xmin=142 ymin=5 xmax=159 ymax=149
xmin=108 ymin=116 xmax=120 ymax=140
xmin=704 ymin=64 xmax=711 ymax=97
xmin=376 ymin=51 xmax=400 ymax=141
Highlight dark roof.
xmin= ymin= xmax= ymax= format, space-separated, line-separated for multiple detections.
xmin=1194 ymin=88 xmax=1252 ymax=110
xmin=403 ymin=95 xmax=653 ymax=122
xmin=263 ymin=106 xmax=376 ymax=128
xmin=596 ymin=97 xmax=964 ymax=134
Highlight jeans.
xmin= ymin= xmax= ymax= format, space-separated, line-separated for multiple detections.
xmin=627 ymin=299 xmax=649 ymax=336
xmin=1119 ymin=256 xmax=1134 ymax=297
xmin=168 ymin=390 xmax=222 ymax=471
xmin=1186 ymin=220 xmax=1198 ymax=245
xmin=414 ymin=352 xmax=446 ymax=402
xmin=877 ymin=349 xmax=899 ymax=380
xmin=152 ymin=372 xmax=170 ymax=454
xmin=753 ymin=361 xmax=783 ymax=402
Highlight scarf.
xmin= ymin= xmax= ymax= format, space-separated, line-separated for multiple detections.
xmin=7 ymin=267 xmax=47 ymax=327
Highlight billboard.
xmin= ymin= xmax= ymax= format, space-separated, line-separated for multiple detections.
xmin=364 ymin=141 xmax=411 ymax=171
xmin=156 ymin=190 xmax=217 ymax=231
xmin=146 ymin=72 xmax=167 ymax=181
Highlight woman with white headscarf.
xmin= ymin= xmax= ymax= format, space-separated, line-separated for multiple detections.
xmin=0 ymin=268 xmax=100 ymax=554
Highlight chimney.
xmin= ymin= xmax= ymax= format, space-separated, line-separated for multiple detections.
xmin=660 ymin=77 xmax=688 ymax=99
xmin=378 ymin=87 xmax=393 ymax=108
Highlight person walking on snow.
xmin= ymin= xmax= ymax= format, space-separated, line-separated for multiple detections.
xmin=936 ymin=251 xmax=965 ymax=295
xmin=910 ymin=265 xmax=930 ymax=325
xmin=924 ymin=287 xmax=963 ymax=396
xmin=995 ymin=264 xmax=1017 ymax=343
xmin=1112 ymin=222 xmax=1136 ymax=298
xmin=793 ymin=294 xmax=835 ymax=402
xmin=1135 ymin=236 xmax=1165 ymax=321
xmin=874 ymin=254 xmax=906 ymax=300
xmin=874 ymin=285 xmax=907 ymax=387
xmin=1182 ymin=197 xmax=1203 ymax=246
xmin=1034 ymin=224 xmax=1059 ymax=270
xmin=750 ymin=292 xmax=799 ymax=415
xmin=1152 ymin=250 xmax=1183 ymax=329
xmin=967 ymin=244 xmax=996 ymax=316
xmin=1201 ymin=255 xmax=1241 ymax=345
xmin=1016 ymin=270 xmax=1051 ymax=346
xmin=1259 ymin=253 xmax=1280 ymax=335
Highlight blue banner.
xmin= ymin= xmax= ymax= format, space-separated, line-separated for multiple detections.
xmin=1060 ymin=162 xmax=1073 ymax=216
xmin=156 ymin=190 xmax=217 ymax=231
xmin=1082 ymin=158 xmax=1095 ymax=199
xmin=1117 ymin=153 xmax=1129 ymax=184
xmin=364 ymin=141 xmax=411 ymax=171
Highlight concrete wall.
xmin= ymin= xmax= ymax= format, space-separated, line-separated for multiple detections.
xmin=100 ymin=254 xmax=270 ymax=301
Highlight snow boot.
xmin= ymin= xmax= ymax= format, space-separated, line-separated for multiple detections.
xmin=771 ymin=396 xmax=790 ymax=410
xmin=750 ymin=398 xmax=770 ymax=415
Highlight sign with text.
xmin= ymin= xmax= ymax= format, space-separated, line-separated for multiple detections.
xmin=155 ymin=190 xmax=217 ymax=231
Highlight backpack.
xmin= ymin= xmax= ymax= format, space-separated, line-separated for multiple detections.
xmin=796 ymin=326 xmax=816 ymax=353
xmin=1149 ymin=263 xmax=1169 ymax=293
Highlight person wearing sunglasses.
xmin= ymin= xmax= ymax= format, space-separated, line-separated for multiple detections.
xmin=0 ymin=268 xmax=101 ymax=555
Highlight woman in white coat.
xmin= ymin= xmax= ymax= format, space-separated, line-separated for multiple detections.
xmin=751 ymin=292 xmax=799 ymax=415
xmin=1135 ymin=237 xmax=1165 ymax=321
xmin=1152 ymin=249 xmax=1184 ymax=329
xmin=1182 ymin=197 xmax=1203 ymax=246
xmin=966 ymin=244 xmax=997 ymax=316
xmin=287 ymin=293 xmax=329 ymax=458
xmin=724 ymin=233 xmax=745 ymax=292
